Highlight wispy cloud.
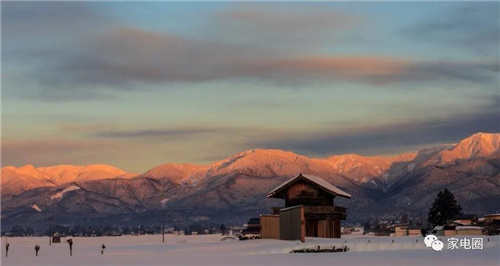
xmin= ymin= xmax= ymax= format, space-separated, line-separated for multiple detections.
xmin=401 ymin=3 xmax=500 ymax=55
xmin=2 ymin=2 xmax=108 ymax=38
xmin=3 ymin=2 xmax=498 ymax=101
xmin=212 ymin=4 xmax=361 ymax=51
xmin=249 ymin=101 xmax=500 ymax=156
xmin=20 ymin=27 xmax=499 ymax=92
xmin=91 ymin=127 xmax=231 ymax=139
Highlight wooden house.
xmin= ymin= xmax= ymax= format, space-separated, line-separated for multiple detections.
xmin=266 ymin=174 xmax=351 ymax=239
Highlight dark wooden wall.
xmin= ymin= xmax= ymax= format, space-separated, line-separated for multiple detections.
xmin=285 ymin=181 xmax=334 ymax=207
xmin=279 ymin=206 xmax=305 ymax=242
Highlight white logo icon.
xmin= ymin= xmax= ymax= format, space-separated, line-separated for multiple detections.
xmin=424 ymin=234 xmax=438 ymax=248
xmin=424 ymin=234 xmax=444 ymax=252
xmin=431 ymin=239 xmax=444 ymax=251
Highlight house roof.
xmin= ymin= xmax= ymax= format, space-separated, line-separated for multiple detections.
xmin=267 ymin=174 xmax=351 ymax=199
xmin=247 ymin=218 xmax=260 ymax=225
xmin=443 ymin=225 xmax=457 ymax=230
xmin=456 ymin=226 xmax=482 ymax=230
xmin=453 ymin=214 xmax=477 ymax=220
xmin=407 ymin=225 xmax=421 ymax=230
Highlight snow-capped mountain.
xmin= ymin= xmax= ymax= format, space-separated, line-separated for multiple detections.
xmin=438 ymin=132 xmax=500 ymax=164
xmin=1 ymin=164 xmax=136 ymax=196
xmin=1 ymin=132 xmax=499 ymax=231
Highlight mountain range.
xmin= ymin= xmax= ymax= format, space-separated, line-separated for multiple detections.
xmin=2 ymin=132 xmax=500 ymax=231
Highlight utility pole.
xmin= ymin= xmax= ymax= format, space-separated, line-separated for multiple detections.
xmin=420 ymin=207 xmax=423 ymax=227
xmin=48 ymin=217 xmax=54 ymax=246
xmin=162 ymin=212 xmax=165 ymax=243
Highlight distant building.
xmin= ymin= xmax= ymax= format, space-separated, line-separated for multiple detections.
xmin=483 ymin=213 xmax=500 ymax=224
xmin=483 ymin=213 xmax=500 ymax=235
xmin=452 ymin=214 xmax=478 ymax=225
xmin=394 ymin=224 xmax=408 ymax=236
xmin=407 ymin=226 xmax=421 ymax=236
xmin=52 ymin=235 xmax=62 ymax=243
xmin=261 ymin=174 xmax=351 ymax=241
xmin=433 ymin=224 xmax=484 ymax=236
xmin=455 ymin=226 xmax=483 ymax=236
xmin=432 ymin=224 xmax=458 ymax=236
xmin=241 ymin=218 xmax=261 ymax=237
xmin=342 ymin=226 xmax=355 ymax=235
xmin=393 ymin=224 xmax=421 ymax=237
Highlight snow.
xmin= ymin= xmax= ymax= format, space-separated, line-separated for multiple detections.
xmin=456 ymin=226 xmax=482 ymax=230
xmin=50 ymin=185 xmax=81 ymax=200
xmin=407 ymin=163 xmax=416 ymax=172
xmin=30 ymin=204 xmax=42 ymax=212
xmin=1 ymin=235 xmax=498 ymax=266
xmin=268 ymin=174 xmax=351 ymax=199
xmin=160 ymin=199 xmax=169 ymax=206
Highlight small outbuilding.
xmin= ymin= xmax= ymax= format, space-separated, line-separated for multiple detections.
xmin=456 ymin=226 xmax=483 ymax=236
xmin=52 ymin=235 xmax=61 ymax=243
xmin=394 ymin=224 xmax=421 ymax=236
xmin=407 ymin=225 xmax=422 ymax=236
xmin=394 ymin=224 xmax=408 ymax=236
xmin=432 ymin=224 xmax=457 ymax=236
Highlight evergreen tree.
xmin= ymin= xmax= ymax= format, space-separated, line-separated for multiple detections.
xmin=400 ymin=214 xmax=408 ymax=224
xmin=428 ymin=188 xmax=462 ymax=227
xmin=363 ymin=221 xmax=371 ymax=233
xmin=219 ymin=224 xmax=227 ymax=235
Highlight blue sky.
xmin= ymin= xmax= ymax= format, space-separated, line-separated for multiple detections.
xmin=2 ymin=2 xmax=499 ymax=172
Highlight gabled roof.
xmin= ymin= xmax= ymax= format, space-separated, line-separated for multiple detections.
xmin=267 ymin=174 xmax=351 ymax=199
xmin=453 ymin=214 xmax=477 ymax=220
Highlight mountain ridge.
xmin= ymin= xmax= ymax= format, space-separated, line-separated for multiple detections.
xmin=1 ymin=164 xmax=136 ymax=196
xmin=3 ymin=132 xmax=499 ymax=194
xmin=1 ymin=132 xmax=499 ymax=230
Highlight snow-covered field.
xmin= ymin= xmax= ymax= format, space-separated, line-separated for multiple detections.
xmin=1 ymin=234 xmax=498 ymax=266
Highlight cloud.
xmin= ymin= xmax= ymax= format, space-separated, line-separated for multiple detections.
xmin=3 ymin=2 xmax=498 ymax=100
xmin=28 ymin=27 xmax=498 ymax=90
xmin=29 ymin=28 xmax=269 ymax=89
xmin=212 ymin=4 xmax=361 ymax=50
xmin=249 ymin=101 xmax=500 ymax=156
xmin=236 ymin=56 xmax=499 ymax=85
xmin=1 ymin=1 xmax=112 ymax=53
xmin=401 ymin=3 xmax=500 ymax=55
xmin=220 ymin=5 xmax=357 ymax=31
xmin=82 ymin=125 xmax=280 ymax=143
xmin=91 ymin=127 xmax=228 ymax=139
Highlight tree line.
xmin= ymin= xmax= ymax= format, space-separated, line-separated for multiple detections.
xmin=2 ymin=222 xmax=230 ymax=237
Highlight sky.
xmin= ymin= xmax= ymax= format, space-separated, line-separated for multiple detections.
xmin=1 ymin=1 xmax=499 ymax=173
